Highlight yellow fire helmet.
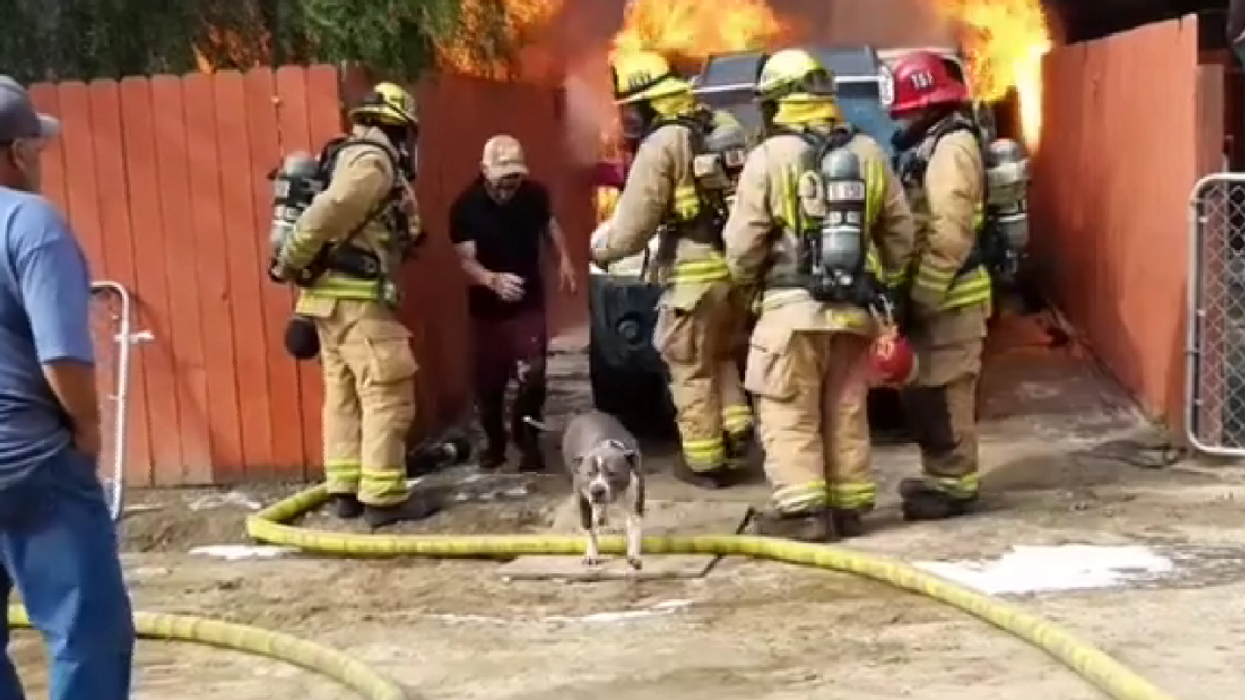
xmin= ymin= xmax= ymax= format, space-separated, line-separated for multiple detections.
xmin=754 ymin=48 xmax=837 ymax=103
xmin=348 ymin=81 xmax=419 ymax=127
xmin=611 ymin=50 xmax=692 ymax=105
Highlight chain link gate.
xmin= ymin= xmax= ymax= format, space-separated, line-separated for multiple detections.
xmin=90 ymin=281 xmax=150 ymax=520
xmin=1186 ymin=173 xmax=1245 ymax=455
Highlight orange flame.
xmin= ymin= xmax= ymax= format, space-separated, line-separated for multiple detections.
xmin=438 ymin=0 xmax=563 ymax=78
xmin=931 ymin=0 xmax=1052 ymax=150
xmin=611 ymin=0 xmax=786 ymax=62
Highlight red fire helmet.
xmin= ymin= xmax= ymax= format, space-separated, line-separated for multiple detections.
xmin=888 ymin=51 xmax=969 ymax=117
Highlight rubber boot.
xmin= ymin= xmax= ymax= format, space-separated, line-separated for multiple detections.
xmin=830 ymin=508 xmax=866 ymax=538
xmin=672 ymin=460 xmax=736 ymax=489
xmin=363 ymin=492 xmax=442 ymax=528
xmin=899 ymin=478 xmax=977 ymax=521
xmin=753 ymin=509 xmax=839 ymax=542
xmin=331 ymin=494 xmax=362 ymax=519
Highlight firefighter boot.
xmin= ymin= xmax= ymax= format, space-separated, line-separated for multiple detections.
xmin=830 ymin=508 xmax=866 ymax=538
xmin=331 ymin=494 xmax=363 ymax=519
xmin=672 ymin=460 xmax=737 ymax=489
xmin=363 ymin=492 xmax=443 ymax=529
xmin=724 ymin=425 xmax=755 ymax=461
xmin=899 ymin=478 xmax=977 ymax=521
xmin=753 ymin=509 xmax=840 ymax=543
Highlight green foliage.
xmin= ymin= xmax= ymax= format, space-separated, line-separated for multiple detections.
xmin=0 ymin=0 xmax=522 ymax=84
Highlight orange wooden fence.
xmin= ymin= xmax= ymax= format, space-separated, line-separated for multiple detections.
xmin=29 ymin=65 xmax=593 ymax=486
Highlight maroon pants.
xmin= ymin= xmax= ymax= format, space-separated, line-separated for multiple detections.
xmin=472 ymin=308 xmax=548 ymax=464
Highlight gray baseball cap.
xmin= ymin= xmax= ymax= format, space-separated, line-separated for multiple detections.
xmin=0 ymin=75 xmax=59 ymax=142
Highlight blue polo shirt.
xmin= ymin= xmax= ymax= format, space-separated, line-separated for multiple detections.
xmin=0 ymin=187 xmax=94 ymax=488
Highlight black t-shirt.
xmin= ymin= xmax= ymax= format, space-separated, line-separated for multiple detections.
xmin=450 ymin=176 xmax=551 ymax=319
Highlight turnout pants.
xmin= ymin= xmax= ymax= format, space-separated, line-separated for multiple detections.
xmin=0 ymin=449 xmax=134 ymax=700
xmin=745 ymin=328 xmax=875 ymax=513
xmin=654 ymin=283 xmax=754 ymax=473
xmin=472 ymin=307 xmax=548 ymax=462
xmin=903 ymin=305 xmax=987 ymax=498
xmin=312 ymin=299 xmax=419 ymax=506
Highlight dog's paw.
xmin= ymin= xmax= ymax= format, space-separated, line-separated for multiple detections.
xmin=582 ymin=554 xmax=603 ymax=567
xmin=626 ymin=557 xmax=643 ymax=570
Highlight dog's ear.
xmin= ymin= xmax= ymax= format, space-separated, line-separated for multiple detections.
xmin=624 ymin=450 xmax=640 ymax=471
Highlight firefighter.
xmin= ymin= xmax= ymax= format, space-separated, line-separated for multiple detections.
xmin=722 ymin=48 xmax=917 ymax=541
xmin=888 ymin=51 xmax=992 ymax=520
xmin=590 ymin=50 xmax=755 ymax=488
xmin=271 ymin=82 xmax=437 ymax=528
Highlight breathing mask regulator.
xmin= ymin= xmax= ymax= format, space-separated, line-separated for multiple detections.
xmin=795 ymin=142 xmax=877 ymax=308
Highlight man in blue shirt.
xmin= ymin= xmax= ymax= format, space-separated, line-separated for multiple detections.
xmin=0 ymin=75 xmax=133 ymax=700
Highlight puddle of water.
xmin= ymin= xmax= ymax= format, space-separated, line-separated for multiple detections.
xmin=914 ymin=544 xmax=1175 ymax=595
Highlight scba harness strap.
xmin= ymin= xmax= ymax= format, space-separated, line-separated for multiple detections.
xmin=301 ymin=137 xmax=413 ymax=286
xmin=767 ymin=124 xmax=884 ymax=308
xmin=896 ymin=113 xmax=991 ymax=277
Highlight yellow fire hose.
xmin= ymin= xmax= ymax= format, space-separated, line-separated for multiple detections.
xmin=6 ymin=605 xmax=406 ymax=700
xmin=246 ymin=485 xmax=1180 ymax=700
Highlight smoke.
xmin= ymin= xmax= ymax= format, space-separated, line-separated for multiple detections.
xmin=563 ymin=66 xmax=617 ymax=166
xmin=551 ymin=0 xmax=628 ymax=167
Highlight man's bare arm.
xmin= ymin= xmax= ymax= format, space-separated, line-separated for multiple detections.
xmin=543 ymin=216 xmax=572 ymax=263
xmin=455 ymin=241 xmax=495 ymax=287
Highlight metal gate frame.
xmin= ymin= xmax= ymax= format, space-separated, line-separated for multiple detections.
xmin=92 ymin=281 xmax=150 ymax=520
xmin=1186 ymin=172 xmax=1245 ymax=455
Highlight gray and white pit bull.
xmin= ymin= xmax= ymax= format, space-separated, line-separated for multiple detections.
xmin=558 ymin=410 xmax=645 ymax=570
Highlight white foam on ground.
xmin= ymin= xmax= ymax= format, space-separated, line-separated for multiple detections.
xmin=914 ymin=544 xmax=1175 ymax=595
xmin=189 ymin=544 xmax=297 ymax=561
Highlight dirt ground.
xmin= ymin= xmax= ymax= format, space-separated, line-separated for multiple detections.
xmin=14 ymin=312 xmax=1245 ymax=699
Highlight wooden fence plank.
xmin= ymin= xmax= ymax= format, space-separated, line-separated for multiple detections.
xmin=56 ymin=83 xmax=105 ymax=268
xmin=214 ymin=70 xmax=275 ymax=477
xmin=182 ymin=73 xmax=245 ymax=473
xmin=118 ymin=76 xmax=183 ymax=482
xmin=275 ymin=66 xmax=320 ymax=475
xmin=244 ymin=68 xmax=305 ymax=478
xmin=149 ymin=75 xmax=213 ymax=481
xmin=88 ymin=79 xmax=154 ymax=484
xmin=26 ymin=85 xmax=68 ymax=211
xmin=301 ymin=65 xmax=344 ymax=477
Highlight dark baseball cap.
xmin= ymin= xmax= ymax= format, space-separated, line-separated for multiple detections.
xmin=0 ymin=75 xmax=59 ymax=143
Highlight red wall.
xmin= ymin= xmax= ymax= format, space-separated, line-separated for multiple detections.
xmin=1030 ymin=15 xmax=1222 ymax=432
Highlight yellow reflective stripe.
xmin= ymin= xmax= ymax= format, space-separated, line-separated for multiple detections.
xmin=914 ymin=263 xmax=955 ymax=295
xmin=672 ymin=184 xmax=700 ymax=220
xmin=865 ymin=247 xmax=882 ymax=277
xmin=881 ymin=267 xmax=908 ymax=288
xmin=828 ymin=481 xmax=876 ymax=509
xmin=864 ymin=156 xmax=882 ymax=230
xmin=942 ymin=266 xmax=991 ymax=310
xmin=778 ymin=164 xmax=800 ymax=230
xmin=773 ymin=479 xmax=828 ymax=513
xmin=360 ymin=468 xmax=408 ymax=496
xmin=325 ymin=460 xmax=360 ymax=491
xmin=682 ymin=437 xmax=725 ymax=468
xmin=301 ymin=273 xmax=380 ymax=300
xmin=670 ymin=256 xmax=731 ymax=284
xmin=928 ymin=472 xmax=979 ymax=497
xmin=722 ymin=404 xmax=754 ymax=433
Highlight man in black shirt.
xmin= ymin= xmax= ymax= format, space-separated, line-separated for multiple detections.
xmin=451 ymin=134 xmax=576 ymax=471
